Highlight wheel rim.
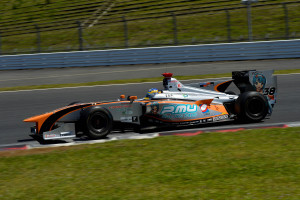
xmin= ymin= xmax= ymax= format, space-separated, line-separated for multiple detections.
xmin=90 ymin=113 xmax=108 ymax=132
xmin=247 ymin=97 xmax=264 ymax=117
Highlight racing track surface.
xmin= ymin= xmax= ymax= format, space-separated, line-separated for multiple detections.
xmin=1 ymin=58 xmax=300 ymax=88
xmin=0 ymin=73 xmax=299 ymax=146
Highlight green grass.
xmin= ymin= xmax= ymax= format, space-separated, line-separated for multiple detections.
xmin=1 ymin=69 xmax=299 ymax=92
xmin=0 ymin=127 xmax=299 ymax=199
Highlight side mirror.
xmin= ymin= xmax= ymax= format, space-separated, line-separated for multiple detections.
xmin=129 ymin=96 xmax=137 ymax=103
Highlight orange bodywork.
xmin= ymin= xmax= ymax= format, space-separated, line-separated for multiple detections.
xmin=214 ymin=80 xmax=233 ymax=92
xmin=194 ymin=99 xmax=214 ymax=106
xmin=24 ymin=112 xmax=54 ymax=134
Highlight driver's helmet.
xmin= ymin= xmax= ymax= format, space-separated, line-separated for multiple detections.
xmin=145 ymin=88 xmax=159 ymax=99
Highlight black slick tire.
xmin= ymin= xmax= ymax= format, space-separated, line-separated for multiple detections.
xmin=81 ymin=106 xmax=113 ymax=139
xmin=235 ymin=91 xmax=268 ymax=123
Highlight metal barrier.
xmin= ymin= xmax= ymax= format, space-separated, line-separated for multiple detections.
xmin=0 ymin=39 xmax=299 ymax=70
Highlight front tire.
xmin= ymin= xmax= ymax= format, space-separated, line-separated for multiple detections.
xmin=235 ymin=91 xmax=268 ymax=123
xmin=81 ymin=106 xmax=113 ymax=139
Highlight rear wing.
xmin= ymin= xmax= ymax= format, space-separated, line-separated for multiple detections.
xmin=177 ymin=70 xmax=277 ymax=111
xmin=233 ymin=70 xmax=277 ymax=109
xmin=232 ymin=70 xmax=277 ymax=93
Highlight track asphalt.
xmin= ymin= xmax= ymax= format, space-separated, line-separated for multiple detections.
xmin=0 ymin=58 xmax=300 ymax=88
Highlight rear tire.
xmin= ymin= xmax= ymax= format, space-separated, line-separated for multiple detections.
xmin=235 ymin=91 xmax=268 ymax=123
xmin=81 ymin=106 xmax=113 ymax=139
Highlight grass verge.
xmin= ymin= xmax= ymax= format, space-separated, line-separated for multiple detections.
xmin=0 ymin=127 xmax=299 ymax=199
xmin=1 ymin=69 xmax=299 ymax=92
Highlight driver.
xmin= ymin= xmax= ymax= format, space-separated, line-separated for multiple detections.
xmin=144 ymin=88 xmax=159 ymax=99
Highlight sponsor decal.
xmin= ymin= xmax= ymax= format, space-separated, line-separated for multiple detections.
xmin=163 ymin=112 xmax=197 ymax=120
xmin=168 ymin=118 xmax=213 ymax=125
xmin=169 ymin=80 xmax=181 ymax=88
xmin=122 ymin=110 xmax=133 ymax=115
xmin=120 ymin=117 xmax=132 ymax=122
xmin=160 ymin=104 xmax=198 ymax=120
xmin=213 ymin=115 xmax=229 ymax=122
xmin=190 ymin=120 xmax=200 ymax=125
xmin=207 ymin=118 xmax=213 ymax=122
xmin=132 ymin=116 xmax=138 ymax=122
xmin=60 ymin=131 xmax=74 ymax=137
xmin=165 ymin=94 xmax=174 ymax=98
xmin=161 ymin=104 xmax=197 ymax=114
xmin=109 ymin=104 xmax=132 ymax=109
xmin=109 ymin=104 xmax=133 ymax=115
xmin=150 ymin=102 xmax=159 ymax=114
xmin=120 ymin=116 xmax=139 ymax=123
xmin=182 ymin=94 xmax=189 ymax=98
xmin=252 ymin=72 xmax=266 ymax=94
xmin=200 ymin=104 xmax=209 ymax=113
xmin=44 ymin=134 xmax=57 ymax=138
xmin=213 ymin=105 xmax=220 ymax=111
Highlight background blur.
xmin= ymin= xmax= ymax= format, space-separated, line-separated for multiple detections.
xmin=0 ymin=0 xmax=299 ymax=55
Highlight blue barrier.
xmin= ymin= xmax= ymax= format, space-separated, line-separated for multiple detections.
xmin=0 ymin=39 xmax=299 ymax=70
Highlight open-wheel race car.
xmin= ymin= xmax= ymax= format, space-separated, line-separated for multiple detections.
xmin=24 ymin=70 xmax=277 ymax=141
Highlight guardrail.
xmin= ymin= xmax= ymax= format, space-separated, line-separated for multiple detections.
xmin=0 ymin=39 xmax=299 ymax=70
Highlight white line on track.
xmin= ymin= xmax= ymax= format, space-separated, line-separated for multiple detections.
xmin=0 ymin=73 xmax=299 ymax=94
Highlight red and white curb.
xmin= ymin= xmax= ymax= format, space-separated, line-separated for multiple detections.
xmin=1 ymin=122 xmax=300 ymax=151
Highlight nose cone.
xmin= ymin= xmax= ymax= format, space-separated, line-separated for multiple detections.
xmin=24 ymin=112 xmax=54 ymax=134
xmin=24 ymin=112 xmax=53 ymax=123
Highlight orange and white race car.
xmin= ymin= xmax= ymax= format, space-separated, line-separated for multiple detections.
xmin=24 ymin=70 xmax=277 ymax=141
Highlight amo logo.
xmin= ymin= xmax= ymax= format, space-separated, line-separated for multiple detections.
xmin=161 ymin=104 xmax=197 ymax=114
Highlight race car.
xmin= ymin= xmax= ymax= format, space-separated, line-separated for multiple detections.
xmin=24 ymin=70 xmax=277 ymax=141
